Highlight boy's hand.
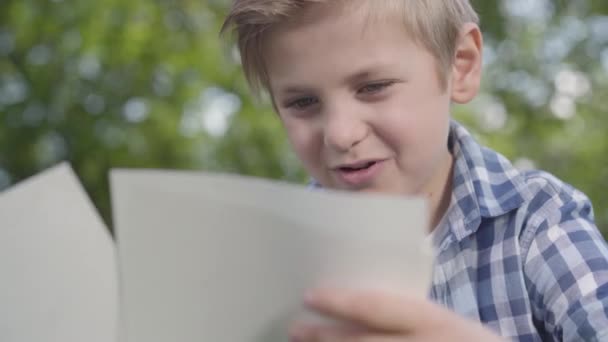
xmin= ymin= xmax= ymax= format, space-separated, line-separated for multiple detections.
xmin=289 ymin=288 xmax=505 ymax=342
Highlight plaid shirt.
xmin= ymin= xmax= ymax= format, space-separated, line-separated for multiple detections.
xmin=310 ymin=120 xmax=608 ymax=341
xmin=428 ymin=121 xmax=608 ymax=341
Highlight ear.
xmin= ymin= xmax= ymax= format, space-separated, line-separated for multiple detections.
xmin=450 ymin=23 xmax=483 ymax=104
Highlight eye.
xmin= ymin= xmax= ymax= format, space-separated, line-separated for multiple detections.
xmin=358 ymin=81 xmax=395 ymax=94
xmin=286 ymin=96 xmax=319 ymax=110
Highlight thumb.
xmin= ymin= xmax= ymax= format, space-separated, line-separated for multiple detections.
xmin=304 ymin=288 xmax=441 ymax=333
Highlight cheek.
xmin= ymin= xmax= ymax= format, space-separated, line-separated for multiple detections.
xmin=375 ymin=98 xmax=450 ymax=157
xmin=282 ymin=119 xmax=321 ymax=165
xmin=373 ymin=103 xmax=419 ymax=149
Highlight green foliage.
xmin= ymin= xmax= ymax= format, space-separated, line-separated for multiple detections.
xmin=1 ymin=0 xmax=606 ymax=234
xmin=464 ymin=1 xmax=608 ymax=232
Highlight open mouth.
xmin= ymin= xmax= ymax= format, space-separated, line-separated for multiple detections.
xmin=333 ymin=159 xmax=386 ymax=186
xmin=338 ymin=161 xmax=378 ymax=172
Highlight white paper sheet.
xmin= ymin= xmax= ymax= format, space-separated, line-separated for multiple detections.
xmin=112 ymin=170 xmax=433 ymax=342
xmin=0 ymin=163 xmax=118 ymax=342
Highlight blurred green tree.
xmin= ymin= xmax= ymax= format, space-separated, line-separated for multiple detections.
xmin=0 ymin=0 xmax=606 ymax=234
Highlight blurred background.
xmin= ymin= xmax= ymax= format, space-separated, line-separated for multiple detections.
xmin=0 ymin=0 xmax=606 ymax=235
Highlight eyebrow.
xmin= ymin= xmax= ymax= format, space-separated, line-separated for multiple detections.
xmin=279 ymin=85 xmax=315 ymax=95
xmin=275 ymin=65 xmax=393 ymax=95
xmin=346 ymin=69 xmax=379 ymax=84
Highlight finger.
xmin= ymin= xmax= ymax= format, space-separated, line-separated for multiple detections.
xmin=304 ymin=288 xmax=440 ymax=333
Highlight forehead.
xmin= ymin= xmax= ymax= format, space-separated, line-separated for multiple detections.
xmin=263 ymin=1 xmax=418 ymax=88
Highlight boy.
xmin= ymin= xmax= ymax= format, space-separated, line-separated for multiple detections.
xmin=221 ymin=1 xmax=608 ymax=340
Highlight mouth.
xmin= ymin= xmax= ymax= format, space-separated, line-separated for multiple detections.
xmin=336 ymin=160 xmax=379 ymax=173
xmin=332 ymin=159 xmax=387 ymax=186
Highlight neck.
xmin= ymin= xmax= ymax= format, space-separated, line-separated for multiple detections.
xmin=427 ymin=152 xmax=454 ymax=231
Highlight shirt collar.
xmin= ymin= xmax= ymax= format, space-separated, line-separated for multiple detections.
xmin=435 ymin=120 xmax=528 ymax=248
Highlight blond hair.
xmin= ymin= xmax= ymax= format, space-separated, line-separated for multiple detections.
xmin=221 ymin=0 xmax=479 ymax=95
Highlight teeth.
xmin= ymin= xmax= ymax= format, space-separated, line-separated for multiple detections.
xmin=342 ymin=161 xmax=375 ymax=171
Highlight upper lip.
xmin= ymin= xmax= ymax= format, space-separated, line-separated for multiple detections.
xmin=332 ymin=159 xmax=385 ymax=170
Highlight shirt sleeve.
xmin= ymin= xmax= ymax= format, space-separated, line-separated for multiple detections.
xmin=522 ymin=186 xmax=608 ymax=342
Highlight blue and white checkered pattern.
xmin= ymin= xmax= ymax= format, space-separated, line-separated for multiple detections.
xmin=428 ymin=121 xmax=608 ymax=341
xmin=309 ymin=120 xmax=608 ymax=341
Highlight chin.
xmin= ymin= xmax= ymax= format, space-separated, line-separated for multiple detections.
xmin=346 ymin=183 xmax=395 ymax=194
xmin=364 ymin=183 xmax=415 ymax=196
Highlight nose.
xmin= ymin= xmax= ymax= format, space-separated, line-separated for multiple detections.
xmin=322 ymin=105 xmax=368 ymax=152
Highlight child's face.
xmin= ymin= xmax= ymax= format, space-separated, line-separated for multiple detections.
xmin=265 ymin=3 xmax=463 ymax=196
